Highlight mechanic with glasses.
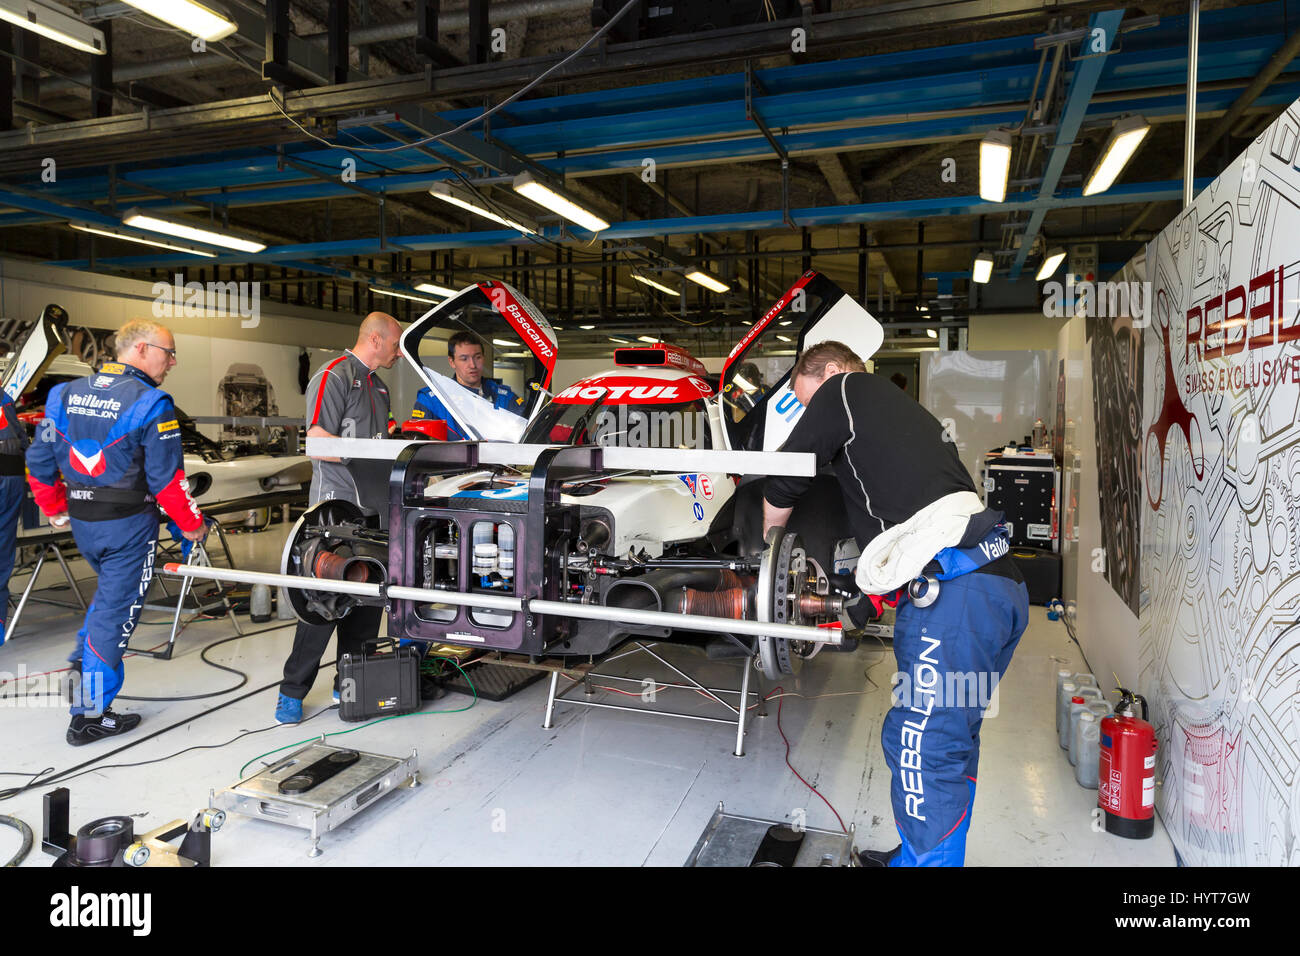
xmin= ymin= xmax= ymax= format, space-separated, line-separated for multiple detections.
xmin=26 ymin=319 xmax=208 ymax=745
xmin=761 ymin=340 xmax=1029 ymax=867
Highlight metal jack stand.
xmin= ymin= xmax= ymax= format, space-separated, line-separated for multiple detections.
xmin=541 ymin=641 xmax=768 ymax=757
xmin=131 ymin=541 xmax=243 ymax=660
xmin=4 ymin=536 xmax=88 ymax=644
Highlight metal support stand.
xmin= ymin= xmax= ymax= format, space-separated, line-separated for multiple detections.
xmin=4 ymin=538 xmax=88 ymax=644
xmin=541 ymin=642 xmax=765 ymax=756
xmin=130 ymin=541 xmax=243 ymax=661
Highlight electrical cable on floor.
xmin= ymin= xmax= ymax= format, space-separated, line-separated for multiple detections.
xmin=768 ymin=685 xmax=849 ymax=833
xmin=0 ymin=814 xmax=33 ymax=867
xmin=237 ymin=656 xmax=477 ymax=778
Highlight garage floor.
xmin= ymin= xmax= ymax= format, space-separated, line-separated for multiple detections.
xmin=0 ymin=523 xmax=1176 ymax=866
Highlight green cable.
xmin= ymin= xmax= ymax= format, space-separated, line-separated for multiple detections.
xmin=238 ymin=657 xmax=478 ymax=778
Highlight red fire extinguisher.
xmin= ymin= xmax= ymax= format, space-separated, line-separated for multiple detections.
xmin=1098 ymin=688 xmax=1158 ymax=838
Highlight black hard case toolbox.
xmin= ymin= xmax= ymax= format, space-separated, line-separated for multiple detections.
xmin=337 ymin=639 xmax=421 ymax=722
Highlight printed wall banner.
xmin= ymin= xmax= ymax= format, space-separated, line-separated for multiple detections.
xmin=1139 ymin=98 xmax=1300 ymax=866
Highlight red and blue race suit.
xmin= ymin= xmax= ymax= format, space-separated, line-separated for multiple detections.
xmin=407 ymin=378 xmax=522 ymax=440
xmin=25 ymin=361 xmax=203 ymax=715
xmin=0 ymin=388 xmax=29 ymax=644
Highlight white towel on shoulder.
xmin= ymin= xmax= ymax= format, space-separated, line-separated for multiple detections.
xmin=855 ymin=491 xmax=986 ymax=594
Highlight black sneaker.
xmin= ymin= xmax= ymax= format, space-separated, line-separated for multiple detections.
xmin=855 ymin=844 xmax=901 ymax=868
xmin=66 ymin=709 xmax=142 ymax=746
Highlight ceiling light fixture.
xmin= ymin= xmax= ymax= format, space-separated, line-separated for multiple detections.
xmin=492 ymin=339 xmax=515 ymax=347
xmin=1036 ymin=246 xmax=1067 ymax=281
xmin=926 ymin=328 xmax=938 ymax=339
xmin=1083 ymin=115 xmax=1151 ymax=196
xmin=369 ymin=286 xmax=442 ymax=304
xmin=69 ymin=223 xmax=217 ymax=258
xmin=119 ymin=0 xmax=237 ymax=41
xmin=0 ymin=0 xmax=106 ymax=55
xmin=631 ymin=273 xmax=678 ymax=296
xmin=972 ymin=252 xmax=994 ymax=284
xmin=428 ymin=181 xmax=538 ymax=234
xmin=580 ymin=324 xmax=596 ymax=330
xmin=636 ymin=335 xmax=659 ymax=344
xmin=121 ymin=208 xmax=265 ymax=253
xmin=414 ymin=281 xmax=459 ymax=297
xmin=685 ymin=270 xmax=730 ymax=294
xmin=776 ymin=334 xmax=792 ymax=343
xmin=979 ymin=129 xmax=1013 ymax=203
xmin=512 ymin=171 xmax=610 ymax=232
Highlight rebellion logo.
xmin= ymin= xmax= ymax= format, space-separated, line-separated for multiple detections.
xmin=1184 ymin=265 xmax=1292 ymax=362
xmin=69 ymin=440 xmax=108 ymax=477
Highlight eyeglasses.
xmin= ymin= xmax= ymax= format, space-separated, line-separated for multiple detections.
xmin=144 ymin=343 xmax=177 ymax=358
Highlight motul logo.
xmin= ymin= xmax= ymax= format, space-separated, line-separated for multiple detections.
xmin=557 ymin=383 xmax=680 ymax=401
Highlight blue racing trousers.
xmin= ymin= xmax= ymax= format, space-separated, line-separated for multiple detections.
xmin=883 ymin=568 xmax=1029 ymax=866
xmin=0 ymin=475 xmax=24 ymax=643
xmin=67 ymin=512 xmax=158 ymax=716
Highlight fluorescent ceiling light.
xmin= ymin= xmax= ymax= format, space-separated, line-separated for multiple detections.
xmin=512 ymin=171 xmax=610 ymax=232
xmin=369 ymin=285 xmax=442 ymax=304
xmin=632 ymin=273 xmax=678 ymax=296
xmin=609 ymin=336 xmax=631 ymax=344
xmin=414 ymin=282 xmax=457 ymax=297
xmin=926 ymin=328 xmax=938 ymax=339
xmin=69 ymin=223 xmax=217 ymax=258
xmin=0 ymin=0 xmax=106 ymax=55
xmin=1036 ymin=246 xmax=1067 ymax=281
xmin=580 ymin=324 xmax=595 ymax=330
xmin=732 ymin=374 xmax=756 ymax=393
xmin=428 ymin=181 xmax=538 ymax=234
xmin=1083 ymin=116 xmax=1151 ymax=197
xmin=636 ymin=335 xmax=659 ymax=344
xmin=120 ymin=0 xmax=237 ymax=41
xmin=685 ymin=270 xmax=729 ymax=294
xmin=979 ymin=129 xmax=1012 ymax=203
xmin=121 ymin=208 xmax=265 ymax=253
xmin=741 ymin=320 xmax=753 ymax=326
xmin=552 ymin=326 xmax=563 ymax=331
xmin=972 ymin=252 xmax=994 ymax=284
xmin=778 ymin=320 xmax=792 ymax=326
xmin=492 ymin=339 xmax=515 ymax=347
xmin=776 ymin=334 xmax=792 ymax=343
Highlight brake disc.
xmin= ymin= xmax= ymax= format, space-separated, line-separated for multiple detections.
xmin=279 ymin=499 xmax=370 ymax=625
xmin=756 ymin=527 xmax=804 ymax=681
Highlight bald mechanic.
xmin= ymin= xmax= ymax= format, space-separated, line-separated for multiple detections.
xmin=26 ymin=319 xmax=207 ymax=745
xmin=275 ymin=312 xmax=402 ymax=723
xmin=762 ymin=341 xmax=1029 ymax=867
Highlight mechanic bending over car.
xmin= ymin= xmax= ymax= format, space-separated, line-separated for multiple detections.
xmin=0 ymin=386 xmax=30 ymax=646
xmin=761 ymin=340 xmax=1029 ymax=867
xmin=26 ymin=319 xmax=209 ymax=746
xmin=275 ymin=312 xmax=403 ymax=724
xmin=407 ymin=330 xmax=525 ymax=439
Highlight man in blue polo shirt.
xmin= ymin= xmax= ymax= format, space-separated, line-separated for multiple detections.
xmin=407 ymin=331 xmax=523 ymax=439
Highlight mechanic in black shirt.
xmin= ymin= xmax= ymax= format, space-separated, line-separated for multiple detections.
xmin=763 ymin=341 xmax=1029 ymax=867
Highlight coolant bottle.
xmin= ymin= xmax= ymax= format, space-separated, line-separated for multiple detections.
xmin=1057 ymin=680 xmax=1078 ymax=749
xmin=1074 ymin=710 xmax=1101 ymax=788
xmin=1055 ymin=669 xmax=1073 ymax=732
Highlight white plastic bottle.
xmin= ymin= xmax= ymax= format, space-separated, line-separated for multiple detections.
xmin=1074 ymin=710 xmax=1102 ymax=788
xmin=1057 ymin=680 xmax=1078 ymax=749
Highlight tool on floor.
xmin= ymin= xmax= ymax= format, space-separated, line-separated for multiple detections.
xmin=42 ymin=787 xmax=221 ymax=867
xmin=215 ymin=740 xmax=418 ymax=857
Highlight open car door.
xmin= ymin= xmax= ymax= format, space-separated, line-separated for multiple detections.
xmin=716 ymin=272 xmax=884 ymax=452
xmin=2 ymin=304 xmax=71 ymax=401
xmin=399 ymin=280 xmax=557 ymax=441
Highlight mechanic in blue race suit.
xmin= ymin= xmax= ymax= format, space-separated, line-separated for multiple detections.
xmin=26 ymin=320 xmax=207 ymax=746
xmin=407 ymin=330 xmax=524 ymax=439
xmin=0 ymin=387 xmax=29 ymax=645
xmin=762 ymin=341 xmax=1029 ymax=867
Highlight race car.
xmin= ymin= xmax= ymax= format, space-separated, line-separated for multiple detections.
xmin=267 ymin=272 xmax=886 ymax=679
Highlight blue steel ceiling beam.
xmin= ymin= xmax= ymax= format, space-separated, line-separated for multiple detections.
xmin=48 ymin=178 xmax=1210 ymax=271
xmin=1009 ymin=9 xmax=1126 ymax=280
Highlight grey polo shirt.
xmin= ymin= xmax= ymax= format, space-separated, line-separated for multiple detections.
xmin=306 ymin=350 xmax=392 ymax=529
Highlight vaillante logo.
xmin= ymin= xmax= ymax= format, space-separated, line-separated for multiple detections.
xmin=49 ymin=887 xmax=152 ymax=936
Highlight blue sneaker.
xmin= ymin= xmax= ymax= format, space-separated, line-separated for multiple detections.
xmin=332 ymin=689 xmax=340 ymax=705
xmin=274 ymin=693 xmax=302 ymax=724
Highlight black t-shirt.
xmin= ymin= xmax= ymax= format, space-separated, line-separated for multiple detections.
xmin=764 ymin=371 xmax=976 ymax=548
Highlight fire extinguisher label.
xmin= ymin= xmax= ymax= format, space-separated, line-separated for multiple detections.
xmin=1142 ymin=777 xmax=1155 ymax=807
xmin=1144 ymin=754 xmax=1156 ymax=770
xmin=1107 ymin=770 xmax=1122 ymax=809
